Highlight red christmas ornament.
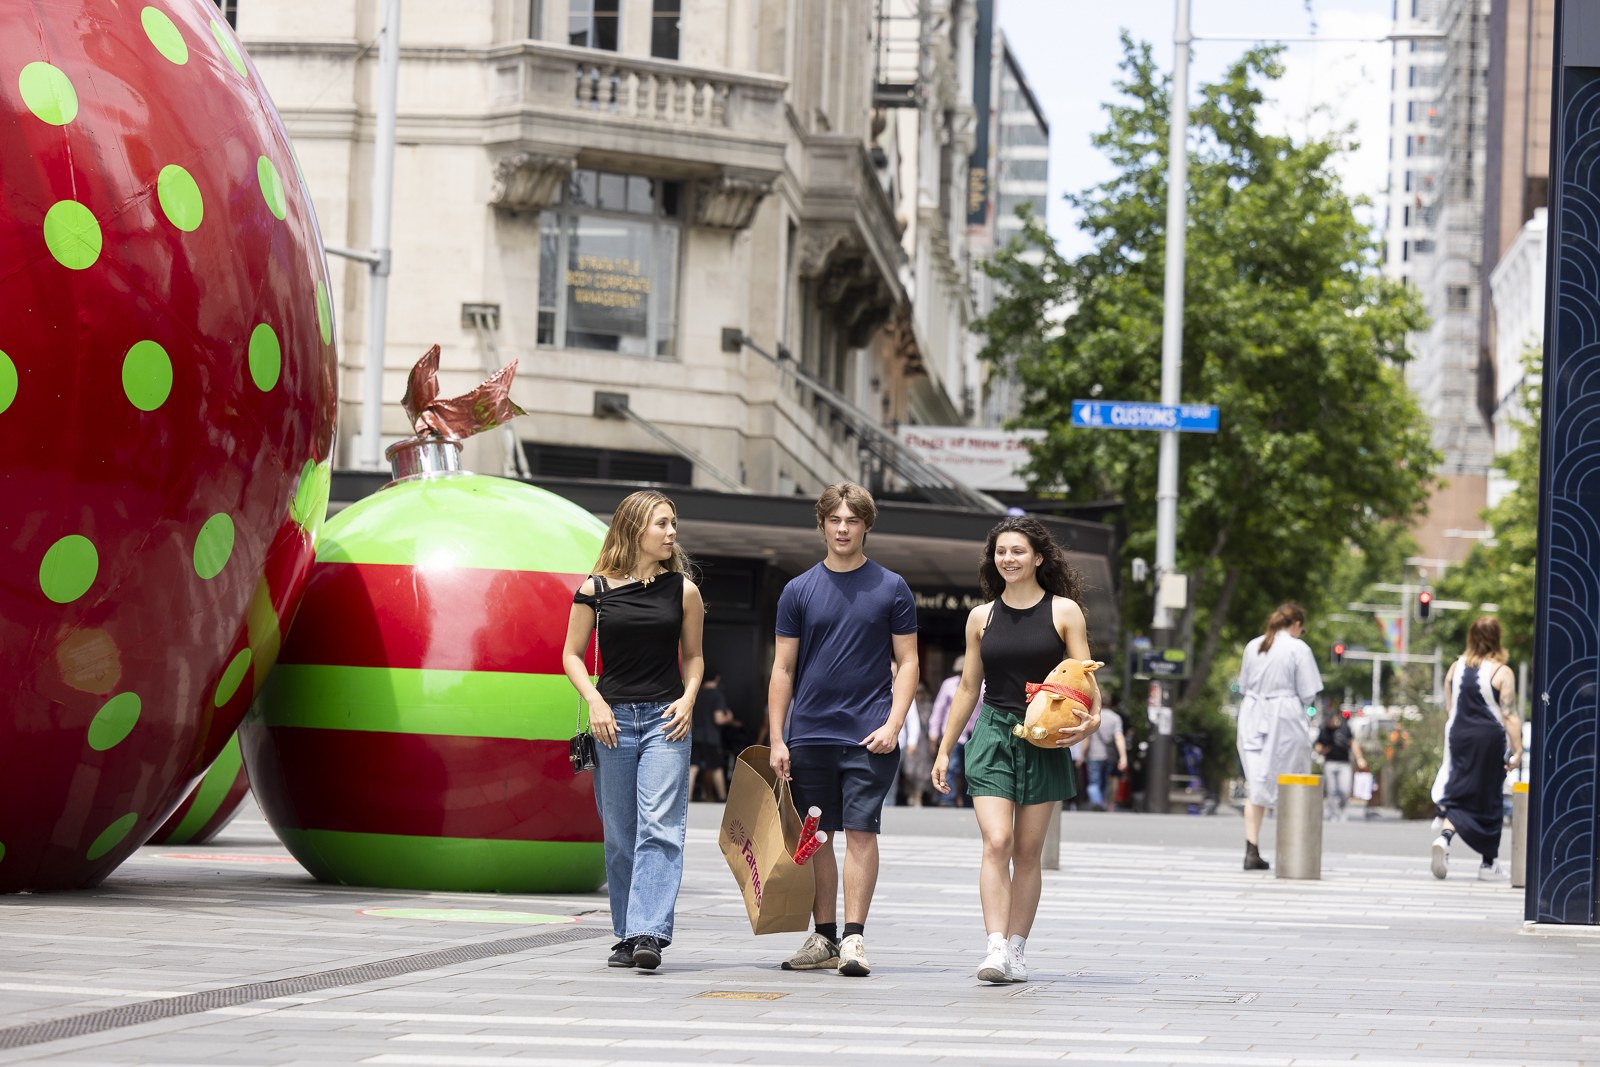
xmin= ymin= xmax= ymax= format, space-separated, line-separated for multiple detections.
xmin=0 ymin=0 xmax=337 ymax=890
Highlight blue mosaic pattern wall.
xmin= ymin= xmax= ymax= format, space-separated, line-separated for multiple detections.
xmin=1533 ymin=57 xmax=1600 ymax=926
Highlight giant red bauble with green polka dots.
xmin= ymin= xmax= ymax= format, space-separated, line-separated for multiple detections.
xmin=243 ymin=475 xmax=609 ymax=894
xmin=0 ymin=0 xmax=337 ymax=890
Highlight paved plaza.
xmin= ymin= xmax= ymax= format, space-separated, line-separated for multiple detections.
xmin=0 ymin=798 xmax=1593 ymax=1066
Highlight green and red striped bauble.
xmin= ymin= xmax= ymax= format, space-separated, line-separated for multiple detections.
xmin=242 ymin=474 xmax=608 ymax=893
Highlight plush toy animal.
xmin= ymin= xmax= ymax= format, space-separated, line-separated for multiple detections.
xmin=1012 ymin=659 xmax=1104 ymax=749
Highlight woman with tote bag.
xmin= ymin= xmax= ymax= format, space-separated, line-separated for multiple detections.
xmin=564 ymin=490 xmax=705 ymax=972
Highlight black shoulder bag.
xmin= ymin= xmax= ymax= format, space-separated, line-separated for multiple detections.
xmin=569 ymin=575 xmax=606 ymax=773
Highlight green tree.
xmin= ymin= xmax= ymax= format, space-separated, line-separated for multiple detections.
xmin=974 ymin=39 xmax=1439 ymax=713
xmin=1431 ymin=354 xmax=1541 ymax=665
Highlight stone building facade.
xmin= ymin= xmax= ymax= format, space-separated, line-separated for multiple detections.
xmin=238 ymin=0 xmax=998 ymax=497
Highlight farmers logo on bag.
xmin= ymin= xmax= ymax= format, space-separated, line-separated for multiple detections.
xmin=726 ymin=818 xmax=761 ymax=904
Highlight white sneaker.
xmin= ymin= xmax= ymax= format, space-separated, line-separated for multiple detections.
xmin=1430 ymin=816 xmax=1444 ymax=831
xmin=1430 ymin=835 xmax=1449 ymax=880
xmin=1479 ymin=860 xmax=1505 ymax=881
xmin=977 ymin=935 xmax=1009 ymax=983
xmin=1007 ymin=942 xmax=1028 ymax=983
xmin=837 ymin=934 xmax=870 ymax=977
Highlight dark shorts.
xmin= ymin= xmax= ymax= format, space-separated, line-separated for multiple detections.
xmin=691 ymin=743 xmax=724 ymax=771
xmin=788 ymin=744 xmax=901 ymax=833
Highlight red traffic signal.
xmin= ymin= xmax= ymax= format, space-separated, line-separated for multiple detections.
xmin=1332 ymin=642 xmax=1345 ymax=666
xmin=1417 ymin=590 xmax=1432 ymax=621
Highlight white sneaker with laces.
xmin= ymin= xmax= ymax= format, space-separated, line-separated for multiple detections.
xmin=977 ymin=934 xmax=1009 ymax=983
xmin=1430 ymin=835 xmax=1449 ymax=880
xmin=1479 ymin=860 xmax=1505 ymax=881
xmin=1007 ymin=939 xmax=1028 ymax=983
xmin=837 ymin=934 xmax=870 ymax=977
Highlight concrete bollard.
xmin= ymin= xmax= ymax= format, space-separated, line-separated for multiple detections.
xmin=1276 ymin=774 xmax=1323 ymax=880
xmin=1042 ymin=801 xmax=1061 ymax=870
xmin=1511 ymin=781 xmax=1529 ymax=888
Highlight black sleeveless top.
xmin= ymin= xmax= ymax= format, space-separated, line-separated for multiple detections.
xmin=572 ymin=571 xmax=685 ymax=704
xmin=979 ymin=593 xmax=1067 ymax=716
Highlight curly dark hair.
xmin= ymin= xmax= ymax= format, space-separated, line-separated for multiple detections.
xmin=978 ymin=516 xmax=1085 ymax=608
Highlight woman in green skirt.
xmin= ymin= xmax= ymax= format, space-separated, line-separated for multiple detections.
xmin=932 ymin=516 xmax=1100 ymax=984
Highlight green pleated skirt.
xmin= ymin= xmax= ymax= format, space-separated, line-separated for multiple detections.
xmin=963 ymin=704 xmax=1077 ymax=806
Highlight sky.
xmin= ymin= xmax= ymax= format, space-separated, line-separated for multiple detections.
xmin=995 ymin=0 xmax=1395 ymax=259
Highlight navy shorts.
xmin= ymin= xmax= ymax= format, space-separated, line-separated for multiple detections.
xmin=788 ymin=744 xmax=901 ymax=834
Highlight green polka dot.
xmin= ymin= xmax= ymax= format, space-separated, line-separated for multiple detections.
xmin=87 ymin=693 xmax=141 ymax=751
xmin=19 ymin=62 xmax=78 ymax=126
xmin=193 ymin=512 xmax=235 ymax=579
xmin=39 ymin=534 xmax=98 ymax=604
xmin=86 ymin=812 xmax=138 ymax=861
xmin=141 ymin=7 xmax=188 ymax=65
xmin=0 ymin=841 xmax=6 ymax=865
xmin=248 ymin=323 xmax=281 ymax=390
xmin=213 ymin=648 xmax=252 ymax=707
xmin=211 ymin=21 xmax=247 ymax=77
xmin=315 ymin=280 xmax=332 ymax=344
xmin=43 ymin=200 xmax=101 ymax=270
xmin=121 ymin=340 xmax=172 ymax=411
xmin=257 ymin=155 xmax=286 ymax=220
xmin=0 ymin=351 xmax=16 ymax=415
xmin=157 ymin=165 xmax=202 ymax=232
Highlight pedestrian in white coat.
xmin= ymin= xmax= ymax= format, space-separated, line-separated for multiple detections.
xmin=1236 ymin=602 xmax=1323 ymax=871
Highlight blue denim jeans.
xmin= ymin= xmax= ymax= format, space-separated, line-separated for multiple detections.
xmin=1087 ymin=759 xmax=1109 ymax=807
xmin=592 ymin=701 xmax=691 ymax=943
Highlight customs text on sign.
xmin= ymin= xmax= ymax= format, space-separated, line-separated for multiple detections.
xmin=1071 ymin=401 xmax=1219 ymax=433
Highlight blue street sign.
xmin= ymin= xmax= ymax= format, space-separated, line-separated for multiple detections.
xmin=1071 ymin=400 xmax=1219 ymax=434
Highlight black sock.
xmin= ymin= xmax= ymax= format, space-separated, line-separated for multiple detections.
xmin=815 ymin=922 xmax=837 ymax=944
xmin=843 ymin=922 xmax=864 ymax=938
xmin=1441 ymin=829 xmax=1455 ymax=844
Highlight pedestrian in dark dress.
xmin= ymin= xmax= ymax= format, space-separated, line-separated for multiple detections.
xmin=563 ymin=490 xmax=705 ymax=971
xmin=689 ymin=668 xmax=730 ymax=801
xmin=1429 ymin=617 xmax=1524 ymax=880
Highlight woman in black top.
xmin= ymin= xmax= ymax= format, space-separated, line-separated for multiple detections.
xmin=564 ymin=490 xmax=704 ymax=972
xmin=932 ymin=516 xmax=1100 ymax=984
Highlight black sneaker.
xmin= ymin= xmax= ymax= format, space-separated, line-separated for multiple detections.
xmin=632 ymin=935 xmax=663 ymax=970
xmin=607 ymin=939 xmax=636 ymax=968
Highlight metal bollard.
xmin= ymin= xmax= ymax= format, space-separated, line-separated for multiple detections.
xmin=1276 ymin=774 xmax=1323 ymax=880
xmin=1511 ymin=781 xmax=1529 ymax=888
xmin=1042 ymin=801 xmax=1061 ymax=870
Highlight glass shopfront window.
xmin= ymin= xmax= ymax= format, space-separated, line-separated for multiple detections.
xmin=539 ymin=169 xmax=682 ymax=357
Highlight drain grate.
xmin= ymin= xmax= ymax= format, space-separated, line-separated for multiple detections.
xmin=0 ymin=923 xmax=605 ymax=1050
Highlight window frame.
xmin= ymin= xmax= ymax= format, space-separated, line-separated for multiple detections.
xmin=538 ymin=171 xmax=685 ymax=360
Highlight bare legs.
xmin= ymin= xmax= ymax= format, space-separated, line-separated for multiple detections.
xmin=1244 ymin=801 xmax=1266 ymax=845
xmin=809 ymin=829 xmax=881 ymax=926
xmin=973 ymin=796 xmax=1056 ymax=937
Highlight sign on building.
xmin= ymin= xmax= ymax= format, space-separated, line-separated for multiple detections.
xmin=898 ymin=427 xmax=1045 ymax=491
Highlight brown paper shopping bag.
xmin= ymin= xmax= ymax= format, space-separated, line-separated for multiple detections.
xmin=719 ymin=746 xmax=816 ymax=935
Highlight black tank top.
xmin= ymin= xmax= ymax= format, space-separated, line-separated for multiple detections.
xmin=573 ymin=572 xmax=685 ymax=704
xmin=980 ymin=592 xmax=1067 ymax=716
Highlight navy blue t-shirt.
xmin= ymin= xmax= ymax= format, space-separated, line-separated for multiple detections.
xmin=776 ymin=559 xmax=918 ymax=746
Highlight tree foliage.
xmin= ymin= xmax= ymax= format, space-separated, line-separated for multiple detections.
xmin=973 ymin=39 xmax=1440 ymax=712
xmin=1431 ymin=356 xmax=1541 ymax=666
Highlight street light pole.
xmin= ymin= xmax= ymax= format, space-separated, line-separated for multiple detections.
xmin=1144 ymin=0 xmax=1190 ymax=813
xmin=1154 ymin=0 xmax=1190 ymax=634
xmin=359 ymin=0 xmax=401 ymax=471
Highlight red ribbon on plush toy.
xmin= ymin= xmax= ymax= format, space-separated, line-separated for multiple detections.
xmin=1024 ymin=681 xmax=1094 ymax=707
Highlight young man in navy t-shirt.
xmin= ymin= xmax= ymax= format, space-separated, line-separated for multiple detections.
xmin=768 ymin=483 xmax=918 ymax=977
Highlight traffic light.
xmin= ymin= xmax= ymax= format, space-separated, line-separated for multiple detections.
xmin=1417 ymin=589 xmax=1432 ymax=621
xmin=1332 ymin=642 xmax=1345 ymax=666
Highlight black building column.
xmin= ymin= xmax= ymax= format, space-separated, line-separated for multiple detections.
xmin=1530 ymin=0 xmax=1600 ymax=925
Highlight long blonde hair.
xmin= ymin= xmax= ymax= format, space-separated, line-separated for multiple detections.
xmin=1465 ymin=616 xmax=1503 ymax=668
xmin=1259 ymin=602 xmax=1306 ymax=653
xmin=594 ymin=490 xmax=693 ymax=578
